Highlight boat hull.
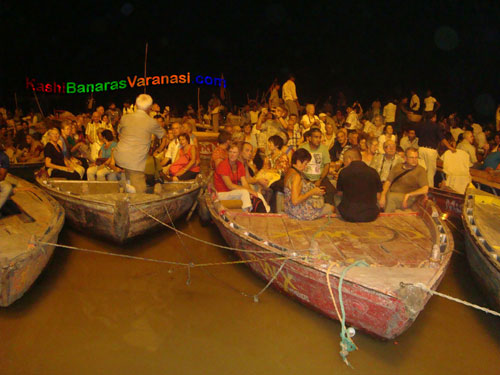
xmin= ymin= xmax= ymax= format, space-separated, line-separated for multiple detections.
xmin=207 ymin=194 xmax=453 ymax=340
xmin=37 ymin=178 xmax=202 ymax=243
xmin=0 ymin=176 xmax=65 ymax=306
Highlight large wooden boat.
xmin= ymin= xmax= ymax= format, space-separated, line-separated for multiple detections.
xmin=0 ymin=174 xmax=64 ymax=306
xmin=205 ymin=190 xmax=454 ymax=340
xmin=462 ymin=187 xmax=500 ymax=310
xmin=36 ymin=174 xmax=203 ymax=243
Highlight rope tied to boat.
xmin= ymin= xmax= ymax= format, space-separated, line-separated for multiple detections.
xmin=400 ymin=282 xmax=500 ymax=318
xmin=326 ymin=260 xmax=369 ymax=367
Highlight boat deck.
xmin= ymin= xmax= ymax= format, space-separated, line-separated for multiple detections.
xmin=0 ymin=183 xmax=54 ymax=260
xmin=471 ymin=191 xmax=500 ymax=259
xmin=227 ymin=210 xmax=434 ymax=268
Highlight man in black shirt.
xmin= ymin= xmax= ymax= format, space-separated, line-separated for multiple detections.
xmin=416 ymin=113 xmax=455 ymax=187
xmin=336 ymin=148 xmax=382 ymax=222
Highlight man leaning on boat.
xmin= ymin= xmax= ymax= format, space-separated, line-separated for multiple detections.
xmin=114 ymin=94 xmax=166 ymax=193
xmin=0 ymin=147 xmax=13 ymax=215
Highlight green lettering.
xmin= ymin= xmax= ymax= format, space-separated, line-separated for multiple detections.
xmin=67 ymin=82 xmax=76 ymax=93
xmin=95 ymin=83 xmax=103 ymax=92
xmin=119 ymin=80 xmax=127 ymax=89
xmin=77 ymin=84 xmax=86 ymax=93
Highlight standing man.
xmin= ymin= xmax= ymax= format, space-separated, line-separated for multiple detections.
xmin=336 ymin=149 xmax=382 ymax=222
xmin=114 ymin=94 xmax=166 ymax=193
xmin=282 ymin=74 xmax=299 ymax=117
xmin=299 ymin=128 xmax=335 ymax=204
xmin=410 ymin=90 xmax=420 ymax=113
xmin=423 ymin=90 xmax=440 ymax=115
xmin=379 ymin=147 xmax=428 ymax=212
xmin=0 ymin=146 xmax=13 ymax=214
xmin=86 ymin=111 xmax=104 ymax=161
xmin=416 ymin=113 xmax=455 ymax=187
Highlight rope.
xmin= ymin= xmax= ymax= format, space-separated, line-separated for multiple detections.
xmin=405 ymin=282 xmax=500 ymax=318
xmin=136 ymin=206 xmax=296 ymax=255
xmin=36 ymin=241 xmax=294 ymax=268
xmin=252 ymin=259 xmax=288 ymax=303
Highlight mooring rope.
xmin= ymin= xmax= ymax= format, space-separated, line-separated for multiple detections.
xmin=403 ymin=282 xmax=500 ymax=318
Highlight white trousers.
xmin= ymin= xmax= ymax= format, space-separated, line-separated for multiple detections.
xmin=418 ymin=147 xmax=438 ymax=187
xmin=217 ymin=189 xmax=252 ymax=211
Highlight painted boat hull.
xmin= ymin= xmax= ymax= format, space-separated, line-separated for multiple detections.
xmin=36 ymin=177 xmax=202 ymax=243
xmin=206 ymin=193 xmax=453 ymax=340
xmin=462 ymin=189 xmax=500 ymax=310
xmin=0 ymin=175 xmax=65 ymax=306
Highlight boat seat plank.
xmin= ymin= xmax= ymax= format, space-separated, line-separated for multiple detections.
xmin=473 ymin=197 xmax=500 ymax=254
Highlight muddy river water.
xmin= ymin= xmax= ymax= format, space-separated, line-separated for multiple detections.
xmin=1 ymin=215 xmax=499 ymax=374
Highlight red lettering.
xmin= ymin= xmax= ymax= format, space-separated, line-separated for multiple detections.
xmin=127 ymin=75 xmax=137 ymax=87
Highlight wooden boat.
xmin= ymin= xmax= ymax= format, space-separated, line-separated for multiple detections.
xmin=9 ymin=161 xmax=44 ymax=182
xmin=428 ymin=167 xmax=500 ymax=224
xmin=205 ymin=189 xmax=453 ymax=340
xmin=0 ymin=174 xmax=64 ymax=306
xmin=462 ymin=187 xmax=500 ymax=310
xmin=36 ymin=174 xmax=203 ymax=243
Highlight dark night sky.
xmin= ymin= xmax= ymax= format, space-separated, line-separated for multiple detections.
xmin=1 ymin=0 xmax=499 ymax=121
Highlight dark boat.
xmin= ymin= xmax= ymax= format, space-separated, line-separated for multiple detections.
xmin=8 ymin=162 xmax=44 ymax=182
xmin=204 ymin=188 xmax=454 ymax=340
xmin=0 ymin=174 xmax=64 ymax=306
xmin=462 ymin=187 xmax=500 ymax=310
xmin=36 ymin=175 xmax=203 ymax=243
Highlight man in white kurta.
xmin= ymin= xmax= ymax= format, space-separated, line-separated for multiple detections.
xmin=114 ymin=94 xmax=166 ymax=193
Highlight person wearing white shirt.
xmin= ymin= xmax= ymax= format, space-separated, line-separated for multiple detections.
xmin=410 ymin=91 xmax=420 ymax=112
xmin=282 ymin=74 xmax=299 ymax=117
xmin=457 ymin=131 xmax=477 ymax=167
xmin=423 ymin=90 xmax=440 ymax=113
xmin=400 ymin=129 xmax=419 ymax=151
xmin=345 ymin=106 xmax=362 ymax=130
xmin=300 ymin=104 xmax=324 ymax=132
xmin=383 ymin=100 xmax=397 ymax=124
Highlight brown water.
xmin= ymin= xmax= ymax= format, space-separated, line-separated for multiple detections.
xmin=1 ymin=216 xmax=499 ymax=375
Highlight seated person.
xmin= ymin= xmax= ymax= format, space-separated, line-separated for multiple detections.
xmin=284 ymin=148 xmax=333 ymax=220
xmin=163 ymin=133 xmax=200 ymax=181
xmin=457 ymin=130 xmax=478 ymax=167
xmin=211 ymin=130 xmax=232 ymax=169
xmin=0 ymin=148 xmax=13 ymax=214
xmin=336 ymin=149 xmax=382 ymax=222
xmin=379 ymin=147 xmax=428 ymax=213
xmin=44 ymin=128 xmax=81 ymax=180
xmin=361 ymin=137 xmax=379 ymax=166
xmin=239 ymin=141 xmax=268 ymax=190
xmin=214 ymin=142 xmax=263 ymax=212
xmin=479 ymin=150 xmax=500 ymax=171
xmin=87 ymin=130 xmax=120 ymax=181
xmin=299 ymin=128 xmax=336 ymax=205
xmin=18 ymin=133 xmax=44 ymax=162
xmin=371 ymin=139 xmax=404 ymax=183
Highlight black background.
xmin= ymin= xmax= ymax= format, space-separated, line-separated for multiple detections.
xmin=2 ymin=0 xmax=499 ymax=121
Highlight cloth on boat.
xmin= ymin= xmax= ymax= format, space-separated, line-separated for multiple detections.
xmin=441 ymin=149 xmax=471 ymax=194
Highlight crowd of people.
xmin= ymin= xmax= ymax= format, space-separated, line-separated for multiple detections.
xmin=1 ymin=81 xmax=500 ymax=222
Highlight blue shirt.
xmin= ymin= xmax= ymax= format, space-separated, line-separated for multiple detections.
xmin=100 ymin=141 xmax=117 ymax=159
xmin=0 ymin=151 xmax=9 ymax=170
xmin=481 ymin=151 xmax=500 ymax=170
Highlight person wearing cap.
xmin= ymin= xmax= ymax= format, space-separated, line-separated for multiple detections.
xmin=114 ymin=94 xmax=166 ymax=193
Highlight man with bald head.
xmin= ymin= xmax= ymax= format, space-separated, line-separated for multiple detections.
xmin=114 ymin=94 xmax=166 ymax=193
xmin=371 ymin=139 xmax=404 ymax=183
xmin=336 ymin=148 xmax=382 ymax=222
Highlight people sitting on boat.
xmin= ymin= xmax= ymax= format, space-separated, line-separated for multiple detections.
xmin=379 ymin=147 xmax=428 ymax=213
xmin=361 ymin=137 xmax=379 ymax=166
xmin=299 ymin=127 xmax=335 ymax=205
xmin=114 ymin=94 xmax=166 ymax=193
xmin=259 ymin=135 xmax=290 ymax=212
xmin=478 ymin=150 xmax=500 ymax=171
xmin=284 ymin=113 xmax=302 ymax=151
xmin=378 ymin=124 xmax=397 ymax=154
xmin=336 ymin=148 xmax=382 ymax=222
xmin=400 ymin=128 xmax=419 ymax=151
xmin=0 ymin=147 xmax=13 ymax=215
xmin=17 ymin=133 xmax=44 ymax=163
xmin=87 ymin=130 xmax=121 ymax=181
xmin=86 ymin=111 xmax=106 ymax=162
xmin=371 ymin=139 xmax=404 ymax=183
xmin=457 ymin=131 xmax=479 ymax=167
xmin=284 ymin=148 xmax=333 ymax=220
xmin=239 ymin=141 xmax=269 ymax=190
xmin=255 ymin=106 xmax=288 ymax=160
xmin=162 ymin=133 xmax=200 ymax=181
xmin=44 ymin=128 xmax=82 ymax=180
xmin=211 ymin=130 xmax=232 ymax=169
xmin=329 ymin=128 xmax=350 ymax=170
xmin=214 ymin=142 xmax=264 ymax=212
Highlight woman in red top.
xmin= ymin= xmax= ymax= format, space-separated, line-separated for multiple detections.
xmin=214 ymin=142 xmax=259 ymax=211
xmin=165 ymin=133 xmax=200 ymax=181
